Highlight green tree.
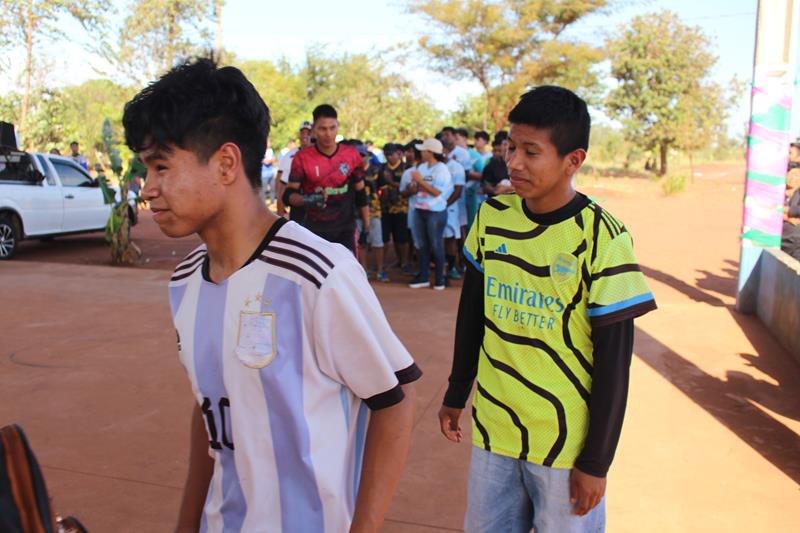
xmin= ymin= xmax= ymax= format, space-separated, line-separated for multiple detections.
xmin=0 ymin=0 xmax=110 ymax=145
xmin=606 ymin=10 xmax=726 ymax=175
xmin=409 ymin=0 xmax=607 ymax=130
xmin=447 ymin=94 xmax=493 ymax=134
xmin=116 ymin=0 xmax=212 ymax=84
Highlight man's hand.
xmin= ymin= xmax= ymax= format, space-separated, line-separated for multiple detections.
xmin=411 ymin=170 xmax=424 ymax=183
xmin=438 ymin=405 xmax=463 ymax=442
xmin=359 ymin=228 xmax=369 ymax=246
xmin=302 ymin=192 xmax=326 ymax=209
xmin=569 ymin=468 xmax=606 ymax=516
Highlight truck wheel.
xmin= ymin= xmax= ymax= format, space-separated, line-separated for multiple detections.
xmin=0 ymin=213 xmax=21 ymax=260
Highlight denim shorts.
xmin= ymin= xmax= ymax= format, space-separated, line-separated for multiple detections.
xmin=356 ymin=217 xmax=384 ymax=248
xmin=466 ymin=446 xmax=605 ymax=533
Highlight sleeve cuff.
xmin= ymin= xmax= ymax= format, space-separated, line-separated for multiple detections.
xmin=363 ymin=384 xmax=405 ymax=410
xmin=589 ymin=298 xmax=657 ymax=328
xmin=573 ymin=457 xmax=610 ymax=478
xmin=395 ymin=363 xmax=423 ymax=385
xmin=443 ymin=380 xmax=473 ymax=409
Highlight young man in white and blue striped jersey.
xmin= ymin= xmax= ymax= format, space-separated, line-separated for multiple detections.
xmin=122 ymin=58 xmax=421 ymax=533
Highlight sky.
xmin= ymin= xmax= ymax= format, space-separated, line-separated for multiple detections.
xmin=0 ymin=0 xmax=766 ymax=132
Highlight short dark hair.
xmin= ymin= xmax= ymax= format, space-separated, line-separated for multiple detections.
xmin=475 ymin=131 xmax=490 ymax=142
xmin=383 ymin=143 xmax=400 ymax=155
xmin=313 ymin=104 xmax=338 ymax=122
xmin=70 ymin=141 xmax=79 ymax=146
xmin=433 ymin=152 xmax=446 ymax=163
xmin=441 ymin=126 xmax=455 ymax=135
xmin=491 ymin=138 xmax=504 ymax=148
xmin=455 ymin=128 xmax=468 ymax=138
xmin=404 ymin=139 xmax=422 ymax=162
xmin=494 ymin=130 xmax=508 ymax=143
xmin=122 ymin=58 xmax=270 ymax=189
xmin=508 ymin=85 xmax=590 ymax=156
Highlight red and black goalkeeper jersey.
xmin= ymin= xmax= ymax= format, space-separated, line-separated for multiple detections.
xmin=288 ymin=144 xmax=364 ymax=232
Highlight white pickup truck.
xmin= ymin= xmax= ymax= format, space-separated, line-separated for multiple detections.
xmin=0 ymin=148 xmax=137 ymax=259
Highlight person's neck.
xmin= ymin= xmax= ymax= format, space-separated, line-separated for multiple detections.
xmin=317 ymin=142 xmax=337 ymax=156
xmin=200 ymin=194 xmax=277 ymax=283
xmin=524 ymin=183 xmax=577 ymax=215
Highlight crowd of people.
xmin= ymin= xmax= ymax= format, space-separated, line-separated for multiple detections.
xmin=783 ymin=141 xmax=800 ymax=260
xmin=263 ymin=107 xmax=512 ymax=290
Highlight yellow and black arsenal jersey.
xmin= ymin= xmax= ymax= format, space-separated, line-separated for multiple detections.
xmin=461 ymin=193 xmax=656 ymax=468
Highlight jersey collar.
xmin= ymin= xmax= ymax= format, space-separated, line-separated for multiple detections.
xmin=201 ymin=217 xmax=289 ymax=283
xmin=522 ymin=192 xmax=590 ymax=226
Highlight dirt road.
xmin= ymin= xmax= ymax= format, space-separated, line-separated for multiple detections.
xmin=1 ymin=162 xmax=797 ymax=531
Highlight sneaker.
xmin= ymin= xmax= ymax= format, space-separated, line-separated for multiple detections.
xmin=447 ymin=266 xmax=461 ymax=280
xmin=433 ymin=282 xmax=446 ymax=291
xmin=377 ymin=271 xmax=390 ymax=283
xmin=408 ymin=276 xmax=430 ymax=289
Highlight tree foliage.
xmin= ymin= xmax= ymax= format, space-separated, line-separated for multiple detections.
xmin=116 ymin=0 xmax=212 ymax=84
xmin=606 ymin=10 xmax=727 ymax=175
xmin=0 ymin=0 xmax=110 ymax=144
xmin=409 ymin=0 xmax=608 ymax=130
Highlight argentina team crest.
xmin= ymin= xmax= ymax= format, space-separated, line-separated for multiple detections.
xmin=235 ymin=309 xmax=277 ymax=368
xmin=551 ymin=252 xmax=579 ymax=283
xmin=338 ymin=162 xmax=350 ymax=176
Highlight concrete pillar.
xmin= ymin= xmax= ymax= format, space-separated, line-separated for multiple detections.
xmin=737 ymin=0 xmax=800 ymax=312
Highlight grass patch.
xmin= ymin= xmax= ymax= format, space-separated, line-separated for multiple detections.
xmin=661 ymin=173 xmax=689 ymax=196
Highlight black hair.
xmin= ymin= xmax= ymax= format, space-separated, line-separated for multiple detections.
xmin=475 ymin=131 xmax=490 ymax=142
xmin=455 ymin=128 xmax=468 ymax=138
xmin=434 ymin=132 xmax=444 ymax=142
xmin=383 ymin=143 xmax=399 ymax=155
xmin=313 ymin=104 xmax=338 ymax=122
xmin=70 ymin=141 xmax=79 ymax=146
xmin=433 ymin=152 xmax=446 ymax=163
xmin=123 ymin=57 xmax=270 ymax=189
xmin=507 ymin=85 xmax=590 ymax=156
xmin=494 ymin=130 xmax=508 ymax=143
xmin=404 ymin=139 xmax=422 ymax=162
xmin=491 ymin=138 xmax=504 ymax=148
xmin=441 ymin=126 xmax=455 ymax=135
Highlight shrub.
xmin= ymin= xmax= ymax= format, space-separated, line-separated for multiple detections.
xmin=661 ymin=173 xmax=689 ymax=195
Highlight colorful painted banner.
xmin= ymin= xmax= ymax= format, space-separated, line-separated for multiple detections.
xmin=741 ymin=82 xmax=791 ymax=248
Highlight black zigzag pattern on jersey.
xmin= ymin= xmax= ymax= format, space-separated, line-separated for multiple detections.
xmin=483 ymin=349 xmax=567 ymax=466
xmin=484 ymin=317 xmax=590 ymax=404
xmin=600 ymin=209 xmax=624 ymax=237
xmin=590 ymin=263 xmax=641 ymax=281
xmin=576 ymin=211 xmax=584 ymax=230
xmin=472 ymin=406 xmax=491 ymax=452
xmin=476 ymin=381 xmax=529 ymax=461
xmin=590 ymin=203 xmax=602 ymax=264
xmin=484 ymin=252 xmax=550 ymax=277
xmin=562 ymin=282 xmax=593 ymax=375
xmin=582 ymin=261 xmax=592 ymax=293
xmin=571 ymin=240 xmax=587 ymax=257
xmin=485 ymin=197 xmax=511 ymax=211
xmin=486 ymin=224 xmax=548 ymax=240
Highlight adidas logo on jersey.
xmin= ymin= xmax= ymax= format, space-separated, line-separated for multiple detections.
xmin=495 ymin=243 xmax=509 ymax=254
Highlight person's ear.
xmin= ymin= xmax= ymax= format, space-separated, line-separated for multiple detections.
xmin=215 ymin=143 xmax=242 ymax=185
xmin=566 ymin=148 xmax=587 ymax=175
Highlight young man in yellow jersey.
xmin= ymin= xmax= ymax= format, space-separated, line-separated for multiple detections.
xmin=438 ymin=86 xmax=656 ymax=533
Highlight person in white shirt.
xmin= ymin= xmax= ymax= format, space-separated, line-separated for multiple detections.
xmin=122 ymin=58 xmax=420 ymax=533
xmin=275 ymin=121 xmax=312 ymax=218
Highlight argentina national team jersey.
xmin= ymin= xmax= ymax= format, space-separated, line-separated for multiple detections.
xmin=168 ymin=218 xmax=421 ymax=532
xmin=464 ymin=194 xmax=656 ymax=469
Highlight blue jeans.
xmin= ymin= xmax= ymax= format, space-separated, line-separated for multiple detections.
xmin=466 ymin=447 xmax=605 ymax=533
xmin=413 ymin=208 xmax=446 ymax=285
